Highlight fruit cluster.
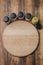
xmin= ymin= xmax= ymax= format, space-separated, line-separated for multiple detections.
xmin=3 ymin=11 xmax=42 ymax=29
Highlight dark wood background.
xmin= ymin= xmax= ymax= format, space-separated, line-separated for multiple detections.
xmin=0 ymin=0 xmax=43 ymax=65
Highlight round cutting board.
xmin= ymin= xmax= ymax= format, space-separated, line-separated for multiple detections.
xmin=2 ymin=21 xmax=39 ymax=57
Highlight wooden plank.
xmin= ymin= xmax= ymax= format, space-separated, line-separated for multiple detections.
xmin=0 ymin=0 xmax=11 ymax=65
xmin=0 ymin=0 xmax=6 ymax=65
xmin=25 ymin=0 xmax=32 ymax=14
xmin=39 ymin=8 xmax=43 ymax=26
xmin=35 ymin=29 xmax=43 ymax=65
xmin=11 ymin=0 xmax=19 ymax=14
xmin=39 ymin=29 xmax=43 ymax=59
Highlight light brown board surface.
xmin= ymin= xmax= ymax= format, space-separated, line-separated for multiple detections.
xmin=2 ymin=21 xmax=39 ymax=57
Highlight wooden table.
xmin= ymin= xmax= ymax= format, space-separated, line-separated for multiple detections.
xmin=0 ymin=0 xmax=43 ymax=65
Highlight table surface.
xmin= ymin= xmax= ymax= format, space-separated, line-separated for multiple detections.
xmin=2 ymin=21 xmax=39 ymax=57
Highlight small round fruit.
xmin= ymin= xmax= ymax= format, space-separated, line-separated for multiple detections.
xmin=10 ymin=13 xmax=17 ymax=20
xmin=3 ymin=16 xmax=9 ymax=23
xmin=32 ymin=17 xmax=39 ymax=24
xmin=25 ymin=13 xmax=32 ymax=21
xmin=35 ymin=22 xmax=42 ymax=29
xmin=18 ymin=11 xmax=24 ymax=19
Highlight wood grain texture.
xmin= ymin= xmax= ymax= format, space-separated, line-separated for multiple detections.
xmin=2 ymin=21 xmax=39 ymax=57
xmin=11 ymin=0 xmax=19 ymax=14
xmin=0 ymin=0 xmax=11 ymax=65
xmin=3 ymin=51 xmax=35 ymax=65
xmin=31 ymin=0 xmax=43 ymax=65
xmin=25 ymin=0 xmax=32 ymax=14
xmin=0 ymin=0 xmax=6 ymax=65
xmin=32 ymin=0 xmax=43 ymax=65
xmin=0 ymin=0 xmax=43 ymax=65
xmin=0 ymin=0 xmax=35 ymax=65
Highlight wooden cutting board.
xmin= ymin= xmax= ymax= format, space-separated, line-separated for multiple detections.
xmin=2 ymin=21 xmax=39 ymax=57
